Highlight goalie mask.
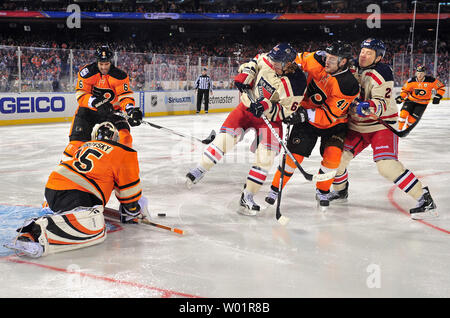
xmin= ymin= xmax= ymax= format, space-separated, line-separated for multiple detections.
xmin=91 ymin=122 xmax=119 ymax=142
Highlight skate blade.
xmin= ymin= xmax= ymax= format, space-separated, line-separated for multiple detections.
xmin=316 ymin=201 xmax=329 ymax=212
xmin=410 ymin=210 xmax=439 ymax=220
xmin=237 ymin=205 xmax=258 ymax=216
xmin=330 ymin=198 xmax=348 ymax=204
xmin=185 ymin=178 xmax=194 ymax=190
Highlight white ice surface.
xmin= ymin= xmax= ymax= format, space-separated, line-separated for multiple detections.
xmin=0 ymin=102 xmax=449 ymax=298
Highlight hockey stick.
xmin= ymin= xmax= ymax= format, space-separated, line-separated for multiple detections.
xmin=117 ymin=112 xmax=216 ymax=144
xmin=366 ymin=113 xmax=420 ymax=138
xmin=103 ymin=207 xmax=185 ymax=235
xmin=244 ymin=90 xmax=336 ymax=183
xmin=275 ymin=124 xmax=291 ymax=226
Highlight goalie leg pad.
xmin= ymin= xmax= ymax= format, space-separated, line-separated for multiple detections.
xmin=29 ymin=206 xmax=106 ymax=257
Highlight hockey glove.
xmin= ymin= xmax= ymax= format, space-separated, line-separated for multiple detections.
xmin=356 ymin=100 xmax=375 ymax=117
xmin=247 ymin=98 xmax=269 ymax=118
xmin=96 ymin=102 xmax=114 ymax=117
xmin=234 ymin=67 xmax=256 ymax=93
xmin=432 ymin=94 xmax=442 ymax=105
xmin=283 ymin=107 xmax=308 ymax=125
xmin=395 ymin=96 xmax=404 ymax=104
xmin=119 ymin=201 xmax=141 ymax=224
xmin=126 ymin=105 xmax=143 ymax=127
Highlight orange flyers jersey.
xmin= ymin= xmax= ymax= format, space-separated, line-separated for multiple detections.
xmin=295 ymin=51 xmax=360 ymax=129
xmin=400 ymin=76 xmax=445 ymax=105
xmin=76 ymin=62 xmax=135 ymax=112
xmin=46 ymin=140 xmax=141 ymax=207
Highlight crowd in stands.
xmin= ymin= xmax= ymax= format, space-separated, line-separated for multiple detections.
xmin=0 ymin=32 xmax=448 ymax=92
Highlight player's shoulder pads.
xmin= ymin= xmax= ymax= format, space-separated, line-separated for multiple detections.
xmin=284 ymin=69 xmax=307 ymax=96
xmin=79 ymin=62 xmax=99 ymax=79
xmin=424 ymin=75 xmax=436 ymax=83
xmin=373 ymin=63 xmax=394 ymax=82
xmin=108 ymin=66 xmax=128 ymax=80
xmin=334 ymin=69 xmax=360 ymax=96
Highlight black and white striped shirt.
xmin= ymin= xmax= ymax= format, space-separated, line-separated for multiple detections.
xmin=195 ymin=75 xmax=212 ymax=90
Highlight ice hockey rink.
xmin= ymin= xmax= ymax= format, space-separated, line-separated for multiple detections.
xmin=0 ymin=101 xmax=449 ymax=299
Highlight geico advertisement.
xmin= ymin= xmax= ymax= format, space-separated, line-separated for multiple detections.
xmin=0 ymin=93 xmax=77 ymax=119
xmin=0 ymin=92 xmax=141 ymax=121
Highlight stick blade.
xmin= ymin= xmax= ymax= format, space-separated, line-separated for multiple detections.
xmin=276 ymin=215 xmax=290 ymax=226
xmin=202 ymin=130 xmax=216 ymax=144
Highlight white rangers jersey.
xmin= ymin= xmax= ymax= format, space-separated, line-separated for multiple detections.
xmin=349 ymin=62 xmax=398 ymax=133
xmin=239 ymin=53 xmax=307 ymax=122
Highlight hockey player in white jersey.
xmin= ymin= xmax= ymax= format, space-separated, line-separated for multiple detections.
xmin=328 ymin=38 xmax=437 ymax=220
xmin=186 ymin=43 xmax=307 ymax=215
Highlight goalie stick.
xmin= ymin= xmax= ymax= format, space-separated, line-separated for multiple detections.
xmin=103 ymin=207 xmax=185 ymax=235
xmin=118 ymin=112 xmax=216 ymax=144
xmin=244 ymin=90 xmax=336 ymax=183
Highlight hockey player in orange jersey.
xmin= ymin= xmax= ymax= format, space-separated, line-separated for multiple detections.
xmin=265 ymin=41 xmax=360 ymax=209
xmin=5 ymin=122 xmax=149 ymax=258
xmin=396 ymin=65 xmax=446 ymax=130
xmin=63 ymin=45 xmax=143 ymax=158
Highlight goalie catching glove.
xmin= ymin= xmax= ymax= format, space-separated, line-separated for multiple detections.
xmin=126 ymin=104 xmax=143 ymax=127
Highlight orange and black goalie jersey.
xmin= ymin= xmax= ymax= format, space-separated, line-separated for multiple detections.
xmin=400 ymin=76 xmax=445 ymax=105
xmin=76 ymin=63 xmax=135 ymax=111
xmin=46 ymin=140 xmax=142 ymax=207
xmin=295 ymin=51 xmax=360 ymax=129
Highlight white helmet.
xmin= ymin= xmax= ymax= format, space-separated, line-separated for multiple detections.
xmin=91 ymin=121 xmax=119 ymax=142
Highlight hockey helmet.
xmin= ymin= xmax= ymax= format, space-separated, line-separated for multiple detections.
xmin=360 ymin=38 xmax=386 ymax=58
xmin=91 ymin=122 xmax=119 ymax=142
xmin=95 ymin=45 xmax=113 ymax=63
xmin=268 ymin=43 xmax=297 ymax=65
xmin=325 ymin=40 xmax=353 ymax=59
xmin=416 ymin=65 xmax=426 ymax=73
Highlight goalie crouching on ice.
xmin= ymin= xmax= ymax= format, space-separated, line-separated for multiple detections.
xmin=5 ymin=122 xmax=150 ymax=258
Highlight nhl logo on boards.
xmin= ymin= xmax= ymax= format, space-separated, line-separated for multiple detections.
xmin=151 ymin=95 xmax=158 ymax=107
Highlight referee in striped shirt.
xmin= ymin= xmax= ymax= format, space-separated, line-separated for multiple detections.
xmin=195 ymin=68 xmax=213 ymax=113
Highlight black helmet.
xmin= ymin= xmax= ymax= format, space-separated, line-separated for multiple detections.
xmin=95 ymin=45 xmax=113 ymax=63
xmin=416 ymin=65 xmax=426 ymax=73
xmin=325 ymin=40 xmax=353 ymax=59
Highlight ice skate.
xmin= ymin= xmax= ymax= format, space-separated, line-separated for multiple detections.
xmin=185 ymin=166 xmax=206 ymax=189
xmin=265 ymin=188 xmax=278 ymax=205
xmin=328 ymin=182 xmax=349 ymax=203
xmin=238 ymin=190 xmax=260 ymax=216
xmin=315 ymin=189 xmax=330 ymax=211
xmin=4 ymin=236 xmax=43 ymax=258
xmin=410 ymin=187 xmax=438 ymax=220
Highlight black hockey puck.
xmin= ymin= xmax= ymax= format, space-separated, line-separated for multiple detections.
xmin=157 ymin=213 xmax=166 ymax=217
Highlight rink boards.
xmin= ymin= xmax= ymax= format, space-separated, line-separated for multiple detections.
xmin=0 ymin=90 xmax=239 ymax=126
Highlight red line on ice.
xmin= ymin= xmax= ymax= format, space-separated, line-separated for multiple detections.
xmin=388 ymin=171 xmax=450 ymax=235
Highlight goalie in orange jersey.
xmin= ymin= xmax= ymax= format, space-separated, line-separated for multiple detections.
xmin=5 ymin=122 xmax=149 ymax=258
xmin=63 ymin=45 xmax=143 ymax=158
xmin=396 ymin=65 xmax=446 ymax=130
